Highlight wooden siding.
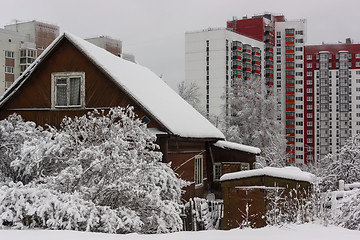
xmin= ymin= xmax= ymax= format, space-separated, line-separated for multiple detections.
xmin=221 ymin=175 xmax=312 ymax=229
xmin=0 ymin=38 xmax=162 ymax=130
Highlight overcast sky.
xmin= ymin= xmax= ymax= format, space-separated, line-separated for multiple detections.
xmin=1 ymin=0 xmax=360 ymax=90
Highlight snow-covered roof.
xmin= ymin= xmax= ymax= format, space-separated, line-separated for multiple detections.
xmin=0 ymin=32 xmax=225 ymax=140
xmin=220 ymin=167 xmax=315 ymax=183
xmin=213 ymin=140 xmax=261 ymax=154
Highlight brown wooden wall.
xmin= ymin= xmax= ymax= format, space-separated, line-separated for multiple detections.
xmin=0 ymin=38 xmax=162 ymax=131
xmin=167 ymin=136 xmax=213 ymax=201
xmin=221 ymin=175 xmax=312 ymax=229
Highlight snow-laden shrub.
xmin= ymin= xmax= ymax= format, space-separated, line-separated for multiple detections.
xmin=333 ymin=190 xmax=360 ymax=230
xmin=0 ymin=115 xmax=43 ymax=183
xmin=0 ymin=107 xmax=187 ymax=233
xmin=0 ymin=182 xmax=142 ymax=232
xmin=317 ymin=135 xmax=360 ymax=191
xmin=265 ymin=186 xmax=316 ymax=226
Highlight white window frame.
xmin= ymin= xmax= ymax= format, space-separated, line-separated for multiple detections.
xmin=51 ymin=72 xmax=85 ymax=109
xmin=213 ymin=163 xmax=222 ymax=181
xmin=5 ymin=66 xmax=14 ymax=74
xmin=194 ymin=155 xmax=203 ymax=186
xmin=5 ymin=50 xmax=14 ymax=58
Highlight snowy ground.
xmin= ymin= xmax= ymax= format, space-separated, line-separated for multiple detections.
xmin=1 ymin=224 xmax=359 ymax=240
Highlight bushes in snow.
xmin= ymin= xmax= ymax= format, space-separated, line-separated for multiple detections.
xmin=317 ymin=134 xmax=360 ymax=192
xmin=0 ymin=107 xmax=186 ymax=233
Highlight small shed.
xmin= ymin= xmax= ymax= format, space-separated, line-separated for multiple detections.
xmin=220 ymin=167 xmax=315 ymax=229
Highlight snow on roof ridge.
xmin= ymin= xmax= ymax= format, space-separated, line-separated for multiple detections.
xmin=62 ymin=32 xmax=225 ymax=139
xmin=213 ymin=140 xmax=261 ymax=154
xmin=220 ymin=166 xmax=315 ymax=183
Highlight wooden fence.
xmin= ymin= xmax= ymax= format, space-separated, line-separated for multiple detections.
xmin=181 ymin=198 xmax=223 ymax=231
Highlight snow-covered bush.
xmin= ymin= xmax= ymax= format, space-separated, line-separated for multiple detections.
xmin=0 ymin=115 xmax=43 ymax=183
xmin=0 ymin=182 xmax=142 ymax=232
xmin=0 ymin=107 xmax=186 ymax=233
xmin=265 ymin=186 xmax=316 ymax=226
xmin=332 ymin=190 xmax=360 ymax=230
xmin=317 ymin=135 xmax=360 ymax=191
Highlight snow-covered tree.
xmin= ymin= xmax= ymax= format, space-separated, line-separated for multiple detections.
xmin=317 ymin=134 xmax=360 ymax=191
xmin=224 ymin=77 xmax=286 ymax=167
xmin=0 ymin=107 xmax=187 ymax=233
xmin=178 ymin=81 xmax=202 ymax=112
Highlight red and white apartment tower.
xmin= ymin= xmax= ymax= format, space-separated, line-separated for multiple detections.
xmin=227 ymin=14 xmax=306 ymax=164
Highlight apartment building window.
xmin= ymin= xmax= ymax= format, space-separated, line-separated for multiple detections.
xmin=356 ymin=79 xmax=360 ymax=83
xmin=357 ymin=87 xmax=360 ymax=92
xmin=307 ymin=105 xmax=313 ymax=110
xmin=296 ymin=138 xmax=303 ymax=143
xmin=194 ymin=155 xmax=203 ymax=185
xmin=296 ymin=113 xmax=303 ymax=118
xmin=307 ymin=121 xmax=313 ymax=127
xmin=277 ymin=48 xmax=281 ymax=54
xmin=296 ymin=63 xmax=303 ymax=68
xmin=51 ymin=72 xmax=85 ymax=108
xmin=296 ymin=105 xmax=303 ymax=109
xmin=307 ymin=80 xmax=313 ymax=85
xmin=295 ymin=30 xmax=304 ymax=35
xmin=277 ymin=56 xmax=281 ymax=63
xmin=356 ymin=96 xmax=360 ymax=100
xmin=306 ymin=55 xmax=312 ymax=60
xmin=4 ymin=51 xmax=14 ymax=58
xmin=295 ymin=72 xmax=303 ymax=76
xmin=296 ymin=130 xmax=303 ymax=134
xmin=307 ymin=88 xmax=313 ymax=94
xmin=276 ymin=39 xmax=281 ymax=46
xmin=307 ymin=63 xmax=313 ymax=69
xmin=307 ymin=96 xmax=313 ymax=102
xmin=307 ymin=113 xmax=313 ymax=118
xmin=5 ymin=66 xmax=14 ymax=74
xmin=307 ymin=130 xmax=313 ymax=135
xmin=276 ymin=31 xmax=281 ymax=38
xmin=357 ymin=113 xmax=360 ymax=117
xmin=307 ymin=71 xmax=313 ymax=77
xmin=295 ymin=39 xmax=303 ymax=43
xmin=356 ymin=54 xmax=360 ymax=59
xmin=356 ymin=62 xmax=360 ymax=67
xmin=296 ymin=96 xmax=303 ymax=101
xmin=295 ymin=47 xmax=303 ymax=51
xmin=296 ymin=122 xmax=303 ymax=126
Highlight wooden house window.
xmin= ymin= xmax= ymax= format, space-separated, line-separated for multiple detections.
xmin=213 ymin=163 xmax=222 ymax=181
xmin=194 ymin=155 xmax=203 ymax=186
xmin=51 ymin=72 xmax=85 ymax=108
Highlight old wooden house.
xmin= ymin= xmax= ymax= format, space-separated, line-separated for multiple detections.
xmin=0 ymin=32 xmax=260 ymax=201
xmin=221 ymin=167 xmax=315 ymax=229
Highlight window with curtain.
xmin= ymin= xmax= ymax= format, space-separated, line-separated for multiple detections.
xmin=52 ymin=72 xmax=85 ymax=108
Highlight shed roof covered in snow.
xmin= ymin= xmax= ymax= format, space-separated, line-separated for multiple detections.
xmin=213 ymin=140 xmax=261 ymax=154
xmin=0 ymin=32 xmax=225 ymax=140
xmin=220 ymin=167 xmax=315 ymax=183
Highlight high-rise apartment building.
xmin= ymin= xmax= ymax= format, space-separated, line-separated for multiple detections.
xmin=0 ymin=21 xmax=59 ymax=96
xmin=185 ymin=28 xmax=265 ymax=119
xmin=304 ymin=42 xmax=360 ymax=162
xmin=186 ymin=13 xmax=306 ymax=164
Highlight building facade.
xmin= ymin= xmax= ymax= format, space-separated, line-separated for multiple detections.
xmin=0 ymin=21 xmax=59 ymax=96
xmin=304 ymin=43 xmax=360 ymax=162
xmin=186 ymin=14 xmax=307 ymax=164
xmin=185 ymin=28 xmax=265 ymax=120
